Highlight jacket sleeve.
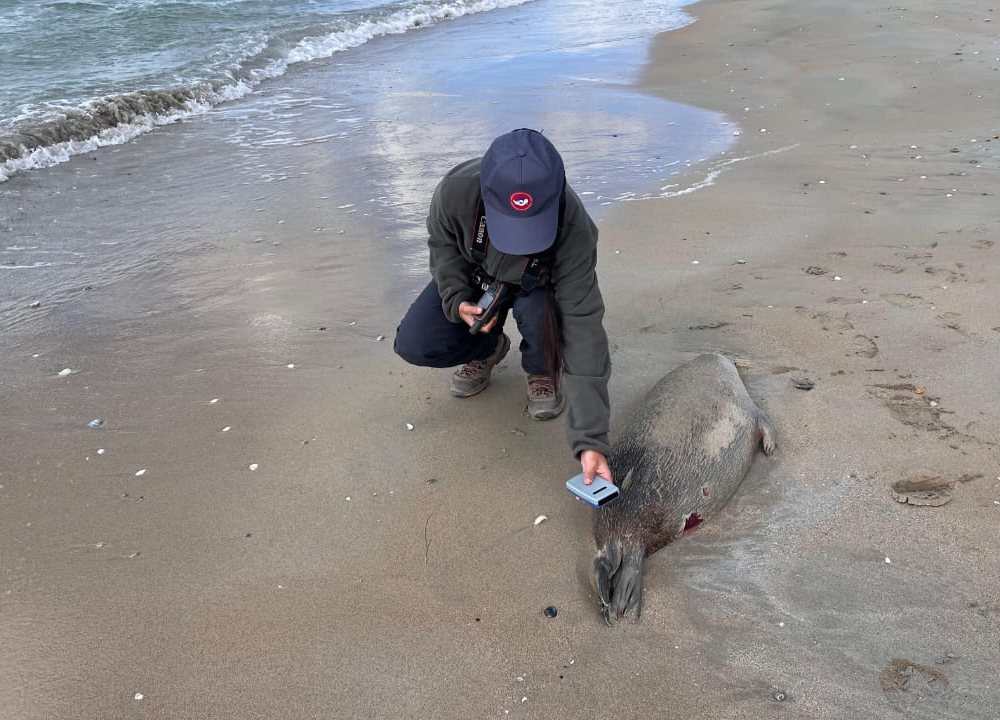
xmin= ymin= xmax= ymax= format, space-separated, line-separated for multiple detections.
xmin=551 ymin=215 xmax=612 ymax=459
xmin=426 ymin=181 xmax=476 ymax=324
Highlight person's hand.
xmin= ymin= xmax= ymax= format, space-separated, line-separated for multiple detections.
xmin=458 ymin=301 xmax=498 ymax=333
xmin=580 ymin=450 xmax=612 ymax=486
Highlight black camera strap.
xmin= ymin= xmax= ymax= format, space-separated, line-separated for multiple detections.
xmin=470 ymin=197 xmax=559 ymax=291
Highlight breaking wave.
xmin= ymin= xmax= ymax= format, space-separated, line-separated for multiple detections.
xmin=0 ymin=0 xmax=532 ymax=183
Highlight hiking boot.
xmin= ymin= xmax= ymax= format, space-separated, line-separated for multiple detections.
xmin=450 ymin=333 xmax=511 ymax=398
xmin=526 ymin=374 xmax=565 ymax=420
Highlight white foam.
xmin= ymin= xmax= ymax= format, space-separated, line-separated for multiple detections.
xmin=0 ymin=0 xmax=534 ymax=184
xmin=0 ymin=96 xmax=213 ymax=182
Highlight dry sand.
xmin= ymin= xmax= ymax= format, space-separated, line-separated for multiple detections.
xmin=2 ymin=0 xmax=999 ymax=718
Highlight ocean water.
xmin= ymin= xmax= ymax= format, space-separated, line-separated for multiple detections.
xmin=0 ymin=0 xmax=739 ymax=337
xmin=0 ymin=0 xmax=724 ymax=183
xmin=0 ymin=0 xmax=535 ymax=180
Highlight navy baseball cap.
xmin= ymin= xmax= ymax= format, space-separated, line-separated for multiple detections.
xmin=480 ymin=129 xmax=565 ymax=255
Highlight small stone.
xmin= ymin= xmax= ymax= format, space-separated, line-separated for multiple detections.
xmin=249 ymin=463 xmax=258 ymax=471
xmin=914 ymin=387 xmax=925 ymax=394
xmin=58 ymin=368 xmax=73 ymax=376
xmin=794 ymin=381 xmax=814 ymax=390
xmin=97 ymin=448 xmax=105 ymax=455
xmin=286 ymin=363 xmax=295 ymax=369
xmin=375 ymin=335 xmax=385 ymax=341
xmin=406 ymin=423 xmax=414 ymax=430
xmin=222 ymin=426 xmax=231 ymax=432
xmin=534 ymin=515 xmax=548 ymax=525
xmin=543 ymin=606 xmax=558 ymax=618
xmin=134 ymin=693 xmax=144 ymax=701
xmin=885 ymin=557 xmax=891 ymax=564
xmin=29 ymin=300 xmax=40 ymax=308
xmin=210 ymin=398 xmax=219 ymax=404
xmin=135 ymin=469 xmax=146 ymax=477
xmin=691 ymin=260 xmax=700 ymax=264
xmin=771 ymin=691 xmax=787 ymax=702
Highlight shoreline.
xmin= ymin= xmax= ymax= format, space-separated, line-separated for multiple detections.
xmin=2 ymin=0 xmax=999 ymax=717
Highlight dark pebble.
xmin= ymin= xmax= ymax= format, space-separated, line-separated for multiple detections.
xmin=771 ymin=691 xmax=787 ymax=702
xmin=794 ymin=381 xmax=814 ymax=390
xmin=543 ymin=606 xmax=558 ymax=618
xmin=426 ymin=478 xmax=437 ymax=484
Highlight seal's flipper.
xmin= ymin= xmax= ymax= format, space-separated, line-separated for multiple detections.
xmin=594 ymin=540 xmax=622 ymax=625
xmin=758 ymin=413 xmax=776 ymax=456
xmin=611 ymin=546 xmax=645 ymax=622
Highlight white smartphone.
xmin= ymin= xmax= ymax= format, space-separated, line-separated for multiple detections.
xmin=566 ymin=473 xmax=620 ymax=507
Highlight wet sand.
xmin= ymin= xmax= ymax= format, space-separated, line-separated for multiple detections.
xmin=2 ymin=0 xmax=999 ymax=718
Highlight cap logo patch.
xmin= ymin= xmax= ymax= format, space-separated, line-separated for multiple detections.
xmin=509 ymin=191 xmax=533 ymax=212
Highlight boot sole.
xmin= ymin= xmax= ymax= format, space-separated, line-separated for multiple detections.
xmin=451 ymin=383 xmax=491 ymax=399
xmin=528 ymin=396 xmax=566 ymax=420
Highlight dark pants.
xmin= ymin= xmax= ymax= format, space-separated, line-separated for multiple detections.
xmin=394 ymin=280 xmax=548 ymax=375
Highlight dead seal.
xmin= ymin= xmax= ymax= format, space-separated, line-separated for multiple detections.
xmin=594 ymin=353 xmax=775 ymax=624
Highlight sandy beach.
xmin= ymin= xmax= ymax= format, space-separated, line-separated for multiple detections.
xmin=2 ymin=0 xmax=999 ymax=718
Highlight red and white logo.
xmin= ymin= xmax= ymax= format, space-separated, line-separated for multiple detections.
xmin=509 ymin=191 xmax=533 ymax=212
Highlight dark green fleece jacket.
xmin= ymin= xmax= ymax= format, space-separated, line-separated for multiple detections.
xmin=427 ymin=158 xmax=611 ymax=459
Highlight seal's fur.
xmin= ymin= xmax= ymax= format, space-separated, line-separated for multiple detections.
xmin=594 ymin=353 xmax=775 ymax=624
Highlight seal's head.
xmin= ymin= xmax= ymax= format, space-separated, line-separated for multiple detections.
xmin=480 ymin=129 xmax=565 ymax=255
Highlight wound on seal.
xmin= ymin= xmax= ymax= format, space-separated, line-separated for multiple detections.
xmin=683 ymin=512 xmax=702 ymax=532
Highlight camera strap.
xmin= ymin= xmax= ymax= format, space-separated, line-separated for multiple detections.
xmin=470 ymin=197 xmax=558 ymax=291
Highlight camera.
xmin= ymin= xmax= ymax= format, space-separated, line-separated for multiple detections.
xmin=469 ymin=279 xmax=511 ymax=335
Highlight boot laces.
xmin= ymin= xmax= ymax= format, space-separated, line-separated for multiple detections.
xmin=455 ymin=360 xmax=487 ymax=379
xmin=527 ymin=375 xmax=557 ymax=399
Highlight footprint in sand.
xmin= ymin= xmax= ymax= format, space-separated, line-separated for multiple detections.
xmin=850 ymin=334 xmax=879 ymax=358
xmin=868 ymin=386 xmax=994 ymax=448
xmin=800 ymin=309 xmax=855 ymax=332
xmin=924 ymin=266 xmax=969 ymax=283
xmin=876 ymin=263 xmax=908 ymax=274
xmin=882 ymin=293 xmax=928 ymax=308
xmin=935 ymin=312 xmax=980 ymax=341
xmin=867 ymin=384 xmax=953 ymax=435
xmin=890 ymin=472 xmax=955 ymax=506
xmin=880 ymin=658 xmax=949 ymax=694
